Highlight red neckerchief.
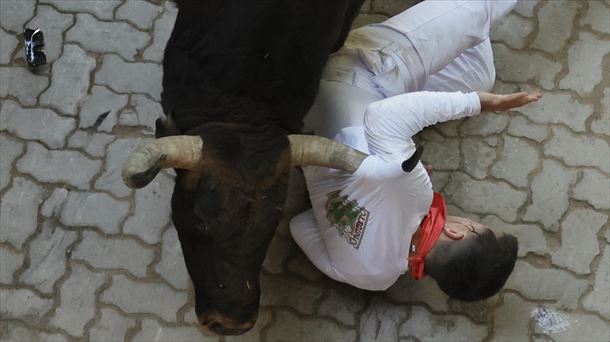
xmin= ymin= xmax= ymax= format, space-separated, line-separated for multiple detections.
xmin=408 ymin=192 xmax=446 ymax=280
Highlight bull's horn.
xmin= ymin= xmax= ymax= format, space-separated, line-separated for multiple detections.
xmin=288 ymin=135 xmax=367 ymax=173
xmin=122 ymin=136 xmax=203 ymax=188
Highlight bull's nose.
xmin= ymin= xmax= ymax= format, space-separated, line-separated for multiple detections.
xmin=198 ymin=314 xmax=256 ymax=336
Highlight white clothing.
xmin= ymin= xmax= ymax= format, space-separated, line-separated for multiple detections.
xmin=291 ymin=0 xmax=516 ymax=291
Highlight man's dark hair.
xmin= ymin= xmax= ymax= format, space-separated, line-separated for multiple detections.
xmin=425 ymin=230 xmax=518 ymax=301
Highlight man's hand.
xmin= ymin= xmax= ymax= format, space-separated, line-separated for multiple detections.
xmin=477 ymin=91 xmax=542 ymax=112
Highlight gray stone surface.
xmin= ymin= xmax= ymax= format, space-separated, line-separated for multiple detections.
xmin=491 ymin=13 xmax=534 ymax=49
xmin=591 ymin=87 xmax=609 ymax=136
xmin=19 ymin=220 xmax=77 ymax=293
xmin=532 ymin=1 xmax=580 ymax=54
xmin=119 ymin=94 xmax=162 ymax=133
xmin=317 ymin=286 xmax=366 ymax=325
xmin=386 ymin=275 xmax=449 ymax=312
xmin=0 ymin=134 xmax=23 ymax=192
xmin=461 ymin=137 xmax=497 ymax=180
xmin=552 ymin=208 xmax=607 ymax=274
xmin=582 ymin=0 xmax=610 ymax=34
xmin=95 ymin=54 xmax=163 ymax=100
xmin=49 ymin=263 xmax=106 ymax=337
xmin=534 ymin=310 xmax=610 ymax=342
xmin=25 ymin=5 xmax=74 ymax=63
xmin=41 ymin=188 xmax=68 ymax=218
xmin=490 ymin=136 xmax=539 ymax=187
xmin=493 ymin=43 xmax=562 ymax=90
xmin=260 ymin=273 xmax=324 ymax=315
xmin=544 ymin=126 xmax=609 ymax=173
xmin=266 ymin=310 xmax=357 ymax=342
xmin=67 ymin=13 xmax=150 ymax=61
xmin=0 ymin=177 xmax=44 ymax=248
xmin=73 ymin=230 xmax=155 ymax=277
xmin=360 ymin=297 xmax=408 ymax=342
xmin=515 ymin=93 xmax=593 ymax=132
xmin=0 ymin=288 xmax=54 ymax=323
xmin=421 ymin=139 xmax=460 ymax=171
xmin=68 ymin=130 xmax=115 ymax=158
xmin=0 ymin=100 xmax=75 ymax=148
xmin=0 ymin=322 xmax=68 ymax=342
xmin=40 ymin=44 xmax=96 ymax=115
xmin=0 ymin=68 xmax=49 ymax=106
xmin=101 ymin=274 xmax=188 ymax=322
xmin=133 ymin=319 xmax=214 ymax=342
xmin=78 ymin=85 xmax=129 ymax=132
xmin=95 ymin=137 xmax=144 ymax=197
xmin=143 ymin=1 xmax=179 ymax=62
xmin=523 ymin=159 xmax=578 ymax=231
xmin=513 ymin=0 xmax=537 ymax=17
xmin=573 ymin=168 xmax=610 ymax=210
xmin=507 ymin=115 xmax=548 ymax=143
xmin=0 ymin=0 xmax=36 ymax=33
xmin=461 ymin=114 xmax=509 ymax=136
xmin=399 ymin=306 xmax=488 ymax=341
xmin=482 ymin=215 xmax=548 ymax=257
xmin=262 ymin=234 xmax=294 ymax=274
xmin=88 ymin=307 xmax=136 ymax=342
xmin=582 ymin=245 xmax=610 ymax=319
xmin=117 ymin=0 xmax=162 ymax=30
xmin=0 ymin=28 xmax=18 ymax=64
xmin=559 ymin=31 xmax=609 ymax=96
xmin=60 ymin=191 xmax=130 ymax=234
xmin=0 ymin=245 xmax=23 ymax=284
xmin=155 ymin=227 xmax=191 ymax=289
xmin=39 ymin=0 xmax=121 ymax=20
xmin=17 ymin=142 xmax=101 ymax=189
xmin=492 ymin=293 xmax=535 ymax=342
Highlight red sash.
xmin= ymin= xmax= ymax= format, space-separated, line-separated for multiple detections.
xmin=408 ymin=192 xmax=446 ymax=280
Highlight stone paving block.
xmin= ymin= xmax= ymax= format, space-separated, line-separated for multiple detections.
xmin=507 ymin=115 xmax=548 ymax=143
xmin=482 ymin=215 xmax=547 ymax=257
xmin=435 ymin=119 xmax=461 ymax=137
xmin=133 ymin=318 xmax=216 ymax=342
xmin=420 ymin=139 xmax=460 ymax=171
xmin=119 ymin=94 xmax=163 ymax=133
xmin=123 ymin=171 xmax=173 ymax=244
xmin=360 ymin=296 xmax=408 ymax=342
xmin=532 ymin=1 xmax=580 ymax=54
xmin=491 ymin=13 xmax=534 ymax=49
xmin=17 ymin=142 xmax=101 ymax=189
xmin=101 ymin=274 xmax=188 ymax=322
xmin=39 ymin=0 xmax=121 ymax=20
xmin=225 ymin=309 xmax=272 ymax=342
xmin=317 ymin=286 xmax=366 ymax=325
xmin=0 ymin=28 xmax=19 ymax=64
xmin=0 ymin=245 xmax=23 ymax=284
xmin=286 ymin=250 xmax=324 ymax=282
xmin=385 ymin=275 xmax=449 ymax=312
xmin=591 ymin=87 xmax=609 ymax=136
xmin=399 ymin=306 xmax=488 ymax=341
xmin=67 ymin=130 xmax=115 ymax=158
xmin=449 ymin=295 xmax=499 ymax=325
xmin=552 ymin=208 xmax=607 ymax=274
xmin=25 ymin=5 xmax=74 ymax=63
xmin=0 ymin=322 xmax=68 ymax=342
xmin=78 ymin=85 xmax=129 ymax=132
xmin=559 ymin=32 xmax=608 ymax=97
xmin=492 ymin=293 xmax=535 ymax=342
xmin=88 ymin=306 xmax=135 ymax=342
xmin=491 ymin=136 xmax=539 ymax=187
xmin=96 ymin=54 xmax=163 ymax=100
xmin=443 ymin=173 xmax=527 ymax=222
xmin=262 ymin=234 xmax=293 ymax=274
xmin=67 ymin=14 xmax=150 ymax=61
xmin=0 ymin=100 xmax=75 ymax=148
xmin=266 ymin=310 xmax=357 ymax=342
xmin=49 ymin=263 xmax=105 ymax=337
xmin=155 ymin=227 xmax=191 ymax=289
xmin=95 ymin=137 xmax=145 ymax=197
xmin=260 ymin=273 xmax=324 ymax=315
xmin=493 ymin=44 xmax=562 ymax=90
xmin=371 ymin=0 xmax=419 ymax=16
xmin=523 ymin=159 xmax=578 ymax=231
xmin=0 ymin=177 xmax=44 ymax=248
xmin=582 ymin=0 xmax=610 ymax=34
xmin=117 ymin=0 xmax=163 ymax=30
xmin=0 ymin=68 xmax=49 ymax=106
xmin=41 ymin=188 xmax=68 ymax=218
xmin=430 ymin=171 xmax=450 ymax=192
xmin=515 ymin=93 xmax=593 ymax=132
xmin=0 ymin=0 xmax=36 ymax=33
xmin=534 ymin=309 xmax=610 ymax=342
xmin=143 ymin=1 xmax=179 ymax=62
xmin=40 ymin=44 xmax=96 ymax=115
xmin=461 ymin=138 xmax=496 ymax=180
xmin=0 ymin=288 xmax=54 ymax=323
xmin=19 ymin=220 xmax=77 ymax=293
xmin=0 ymin=134 xmax=24 ymax=192
xmin=573 ymin=169 xmax=610 ymax=210
xmin=59 ymin=191 xmax=130 ymax=234
xmin=73 ymin=230 xmax=155 ymax=278
xmin=544 ymin=126 xmax=609 ymax=173
xmin=461 ymin=113 xmax=509 ymax=136
xmin=505 ymin=261 xmax=588 ymax=309
xmin=582 ymin=245 xmax=610 ymax=319
xmin=352 ymin=14 xmax=389 ymax=29
xmin=513 ymin=0 xmax=538 ymax=18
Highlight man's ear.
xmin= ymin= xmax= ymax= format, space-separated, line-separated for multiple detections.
xmin=443 ymin=225 xmax=464 ymax=240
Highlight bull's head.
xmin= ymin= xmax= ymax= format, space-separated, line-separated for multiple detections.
xmin=122 ymin=134 xmax=365 ymax=335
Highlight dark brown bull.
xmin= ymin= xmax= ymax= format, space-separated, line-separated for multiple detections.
xmin=122 ymin=0 xmax=366 ymax=336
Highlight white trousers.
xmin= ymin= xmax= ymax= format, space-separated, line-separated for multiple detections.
xmin=305 ymin=0 xmax=517 ymax=139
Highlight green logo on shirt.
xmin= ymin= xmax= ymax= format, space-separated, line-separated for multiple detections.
xmin=325 ymin=190 xmax=369 ymax=249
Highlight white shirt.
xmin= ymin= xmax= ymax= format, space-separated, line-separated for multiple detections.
xmin=290 ymin=91 xmax=481 ymax=291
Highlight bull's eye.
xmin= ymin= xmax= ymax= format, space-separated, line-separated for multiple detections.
xmin=218 ymin=283 xmax=225 ymax=289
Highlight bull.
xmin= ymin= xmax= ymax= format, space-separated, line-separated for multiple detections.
xmin=121 ymin=0 xmax=367 ymax=336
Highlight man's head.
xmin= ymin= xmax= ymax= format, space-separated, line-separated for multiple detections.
xmin=424 ymin=216 xmax=518 ymax=301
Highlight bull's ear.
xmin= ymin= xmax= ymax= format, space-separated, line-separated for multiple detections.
xmin=288 ymin=135 xmax=367 ymax=173
xmin=122 ymin=136 xmax=204 ymax=188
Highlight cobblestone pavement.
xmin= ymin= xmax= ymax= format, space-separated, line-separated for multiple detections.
xmin=1 ymin=0 xmax=609 ymax=341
